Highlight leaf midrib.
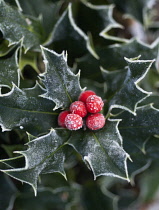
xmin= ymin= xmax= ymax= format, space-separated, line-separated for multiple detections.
xmin=0 ymin=104 xmax=58 ymax=115
xmin=91 ymin=131 xmax=125 ymax=176
xmin=51 ymin=64 xmax=73 ymax=104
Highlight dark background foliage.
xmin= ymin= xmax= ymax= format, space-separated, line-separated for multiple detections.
xmin=0 ymin=0 xmax=159 ymax=209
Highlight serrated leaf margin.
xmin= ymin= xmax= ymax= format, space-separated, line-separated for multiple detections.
xmin=105 ymin=57 xmax=155 ymax=115
xmin=39 ymin=46 xmax=83 ymax=110
xmin=0 ymin=129 xmax=67 ymax=196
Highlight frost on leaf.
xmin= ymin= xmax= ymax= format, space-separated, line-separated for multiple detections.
xmin=51 ymin=4 xmax=89 ymax=59
xmin=74 ymin=1 xmax=123 ymax=42
xmin=67 ymin=119 xmax=130 ymax=181
xmin=119 ymin=104 xmax=159 ymax=150
xmin=116 ymin=104 xmax=159 ymax=180
xmin=1 ymin=129 xmax=70 ymax=195
xmin=102 ymin=57 xmax=155 ymax=115
xmin=40 ymin=46 xmax=83 ymax=110
xmin=0 ymin=0 xmax=45 ymax=51
xmin=0 ymin=83 xmax=57 ymax=135
xmin=98 ymin=39 xmax=159 ymax=70
xmin=0 ymin=47 xmax=20 ymax=88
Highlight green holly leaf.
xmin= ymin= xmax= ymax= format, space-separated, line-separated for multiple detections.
xmin=139 ymin=95 xmax=159 ymax=109
xmin=51 ymin=4 xmax=88 ymax=58
xmin=146 ymin=136 xmax=159 ymax=160
xmin=51 ymin=3 xmax=99 ymax=61
xmin=18 ymin=0 xmax=61 ymax=35
xmin=104 ymin=57 xmax=154 ymax=115
xmin=122 ymin=138 xmax=151 ymax=183
xmin=119 ymin=104 xmax=159 ymax=150
xmin=0 ymin=47 xmax=20 ymax=88
xmin=98 ymin=39 xmax=159 ymax=70
xmin=115 ymin=104 xmax=159 ymax=180
xmin=76 ymin=53 xmax=104 ymax=82
xmin=0 ymin=40 xmax=15 ymax=57
xmin=19 ymin=50 xmax=40 ymax=74
xmin=0 ymin=83 xmax=57 ymax=135
xmin=74 ymin=1 xmax=122 ymax=42
xmin=80 ymin=78 xmax=105 ymax=98
xmin=0 ymin=156 xmax=25 ymax=170
xmin=1 ymin=144 xmax=26 ymax=158
xmin=76 ymin=39 xmax=158 ymax=85
xmin=101 ymin=68 xmax=127 ymax=98
xmin=40 ymin=47 xmax=83 ymax=110
xmin=67 ymin=119 xmax=130 ymax=181
xmin=0 ymin=0 xmax=45 ymax=51
xmin=1 ymin=129 xmax=70 ymax=195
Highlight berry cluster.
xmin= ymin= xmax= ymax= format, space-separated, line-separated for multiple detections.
xmin=58 ymin=90 xmax=105 ymax=130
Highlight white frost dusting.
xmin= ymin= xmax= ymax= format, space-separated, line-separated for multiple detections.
xmin=107 ymin=58 xmax=155 ymax=115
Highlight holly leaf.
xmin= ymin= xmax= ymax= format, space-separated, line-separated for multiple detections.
xmin=67 ymin=119 xmax=130 ymax=181
xmin=0 ymin=40 xmax=16 ymax=57
xmin=80 ymin=78 xmax=105 ymax=98
xmin=119 ymin=104 xmax=159 ymax=150
xmin=18 ymin=0 xmax=61 ymax=35
xmin=74 ymin=1 xmax=123 ymax=42
xmin=146 ymin=136 xmax=159 ymax=160
xmin=19 ymin=50 xmax=40 ymax=74
xmin=98 ymin=39 xmax=159 ymax=70
xmin=1 ymin=144 xmax=26 ymax=158
xmin=0 ymin=0 xmax=45 ymax=51
xmin=76 ymin=53 xmax=104 ymax=82
xmin=40 ymin=47 xmax=83 ymax=110
xmin=76 ymin=39 xmax=158 ymax=84
xmin=0 ymin=83 xmax=57 ymax=135
xmin=51 ymin=4 xmax=89 ymax=60
xmin=0 ymin=47 xmax=20 ymax=88
xmin=104 ymin=57 xmax=154 ymax=115
xmin=139 ymin=95 xmax=159 ymax=109
xmin=122 ymin=138 xmax=151 ymax=183
xmin=115 ymin=104 xmax=159 ymax=180
xmin=0 ymin=156 xmax=25 ymax=170
xmin=101 ymin=68 xmax=127 ymax=98
xmin=1 ymin=129 xmax=70 ymax=195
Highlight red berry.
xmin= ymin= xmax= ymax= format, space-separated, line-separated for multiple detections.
xmin=78 ymin=90 xmax=96 ymax=103
xmin=58 ymin=110 xmax=70 ymax=128
xmin=65 ymin=114 xmax=83 ymax=130
xmin=86 ymin=95 xmax=104 ymax=113
xmin=86 ymin=113 xmax=105 ymax=130
xmin=70 ymin=101 xmax=87 ymax=117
